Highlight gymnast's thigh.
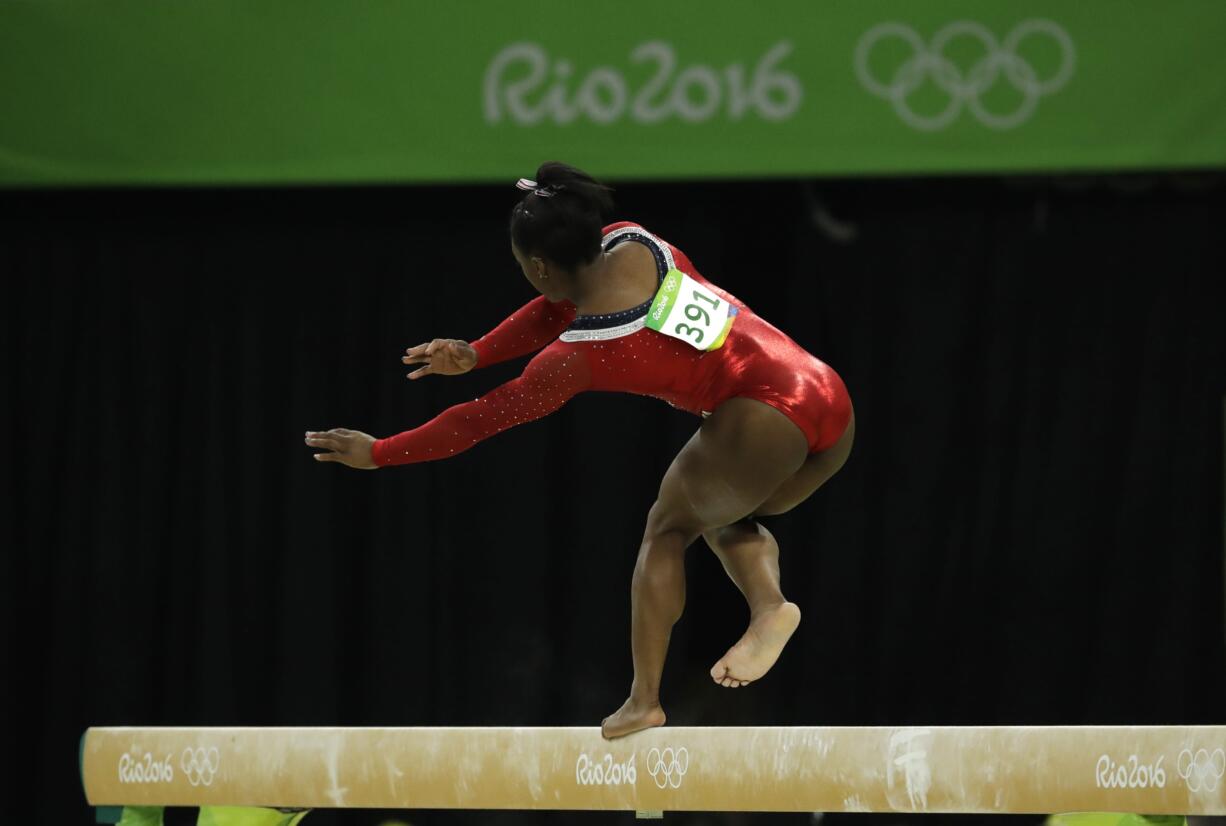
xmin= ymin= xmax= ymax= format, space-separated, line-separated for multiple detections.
xmin=646 ymin=397 xmax=809 ymax=537
xmin=755 ymin=409 xmax=855 ymax=517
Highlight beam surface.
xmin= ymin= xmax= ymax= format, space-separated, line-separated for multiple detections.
xmin=81 ymin=726 xmax=1226 ymax=815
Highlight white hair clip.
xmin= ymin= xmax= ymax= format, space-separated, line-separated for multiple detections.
xmin=515 ymin=178 xmax=557 ymax=197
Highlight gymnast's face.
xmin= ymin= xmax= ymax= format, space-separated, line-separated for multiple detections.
xmin=512 ymin=243 xmax=566 ymax=302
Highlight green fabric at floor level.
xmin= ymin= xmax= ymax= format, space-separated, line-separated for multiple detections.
xmin=1046 ymin=814 xmax=1186 ymax=826
xmin=197 ymin=807 xmax=310 ymax=826
xmin=116 ymin=807 xmax=164 ymax=826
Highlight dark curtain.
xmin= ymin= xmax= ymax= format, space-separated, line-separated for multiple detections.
xmin=3 ymin=176 xmax=1224 ymax=826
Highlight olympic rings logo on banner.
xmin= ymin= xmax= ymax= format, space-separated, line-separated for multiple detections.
xmin=855 ymin=20 xmax=1075 ymax=130
xmin=646 ymin=746 xmax=689 ymax=789
xmin=1178 ymin=748 xmax=1226 ymax=793
xmin=180 ymin=746 xmax=221 ymax=787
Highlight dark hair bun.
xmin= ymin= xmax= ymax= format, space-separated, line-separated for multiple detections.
xmin=510 ymin=162 xmax=614 ymax=272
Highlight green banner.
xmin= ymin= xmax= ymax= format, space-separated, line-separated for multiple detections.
xmin=2 ymin=0 xmax=1225 ymax=186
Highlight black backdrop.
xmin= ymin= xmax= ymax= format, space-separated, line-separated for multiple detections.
xmin=3 ymin=175 xmax=1225 ymax=826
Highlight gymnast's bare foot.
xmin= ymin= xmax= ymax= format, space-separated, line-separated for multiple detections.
xmin=601 ymin=696 xmax=666 ymax=740
xmin=710 ymin=601 xmax=801 ymax=688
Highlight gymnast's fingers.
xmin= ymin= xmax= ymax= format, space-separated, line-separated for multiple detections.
xmin=403 ymin=343 xmax=430 ymax=364
xmin=408 ymin=364 xmax=433 ymax=380
xmin=304 ymin=432 xmax=343 ymax=451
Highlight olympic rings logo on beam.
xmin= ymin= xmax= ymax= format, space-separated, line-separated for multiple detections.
xmin=180 ymin=747 xmax=220 ymax=787
xmin=1178 ymin=748 xmax=1226 ymax=793
xmin=646 ymin=746 xmax=689 ymax=789
xmin=854 ymin=20 xmax=1075 ymax=131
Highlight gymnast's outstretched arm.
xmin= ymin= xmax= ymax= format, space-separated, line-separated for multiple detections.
xmin=399 ymin=296 xmax=576 ymax=379
xmin=402 ymin=295 xmax=577 ymax=380
xmin=467 ymin=295 xmax=577 ymax=367
xmin=305 ymin=344 xmax=589 ymax=469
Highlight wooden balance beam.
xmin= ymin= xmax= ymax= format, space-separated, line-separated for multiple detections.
xmin=80 ymin=726 xmax=1226 ymax=816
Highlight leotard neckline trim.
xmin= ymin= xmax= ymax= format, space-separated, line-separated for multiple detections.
xmin=560 ymin=227 xmax=674 ymax=341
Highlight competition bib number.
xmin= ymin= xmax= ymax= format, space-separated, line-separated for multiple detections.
xmin=645 ymin=268 xmax=739 ymax=351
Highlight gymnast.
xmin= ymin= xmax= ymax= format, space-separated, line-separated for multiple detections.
xmin=305 ymin=163 xmax=854 ymax=739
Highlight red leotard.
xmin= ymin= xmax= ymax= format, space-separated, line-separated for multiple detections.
xmin=371 ymin=222 xmax=852 ymax=467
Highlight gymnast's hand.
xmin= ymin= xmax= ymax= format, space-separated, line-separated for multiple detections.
xmin=402 ymin=339 xmax=477 ymax=379
xmin=304 ymin=428 xmax=377 ymax=469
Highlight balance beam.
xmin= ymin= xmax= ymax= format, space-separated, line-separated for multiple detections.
xmin=81 ymin=726 xmax=1226 ymax=815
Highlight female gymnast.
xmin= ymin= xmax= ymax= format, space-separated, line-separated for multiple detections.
xmin=305 ymin=163 xmax=854 ymax=739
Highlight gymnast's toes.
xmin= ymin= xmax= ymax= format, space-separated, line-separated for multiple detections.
xmin=601 ymin=698 xmax=667 ymax=740
xmin=710 ymin=601 xmax=801 ymax=687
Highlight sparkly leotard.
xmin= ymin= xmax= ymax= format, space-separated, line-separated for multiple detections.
xmin=371 ymin=222 xmax=852 ymax=467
